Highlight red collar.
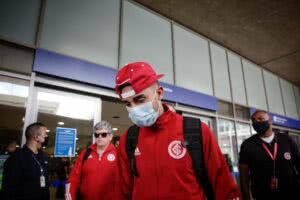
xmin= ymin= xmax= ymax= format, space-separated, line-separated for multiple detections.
xmin=89 ymin=143 xmax=115 ymax=153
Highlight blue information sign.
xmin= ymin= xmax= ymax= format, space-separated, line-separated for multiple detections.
xmin=54 ymin=127 xmax=77 ymax=157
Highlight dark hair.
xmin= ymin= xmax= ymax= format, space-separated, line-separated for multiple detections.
xmin=118 ymin=83 xmax=131 ymax=94
xmin=25 ymin=122 xmax=46 ymax=140
xmin=251 ymin=110 xmax=268 ymax=120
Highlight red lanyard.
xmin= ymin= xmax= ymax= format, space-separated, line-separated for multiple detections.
xmin=262 ymin=142 xmax=278 ymax=177
xmin=262 ymin=142 xmax=278 ymax=161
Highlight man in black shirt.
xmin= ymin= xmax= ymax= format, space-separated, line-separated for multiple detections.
xmin=239 ymin=110 xmax=300 ymax=200
xmin=1 ymin=122 xmax=50 ymax=200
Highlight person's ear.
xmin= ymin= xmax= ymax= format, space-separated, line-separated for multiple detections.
xmin=33 ymin=135 xmax=39 ymax=142
xmin=156 ymin=86 xmax=164 ymax=100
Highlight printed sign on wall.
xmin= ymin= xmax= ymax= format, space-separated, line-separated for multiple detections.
xmin=54 ymin=127 xmax=77 ymax=157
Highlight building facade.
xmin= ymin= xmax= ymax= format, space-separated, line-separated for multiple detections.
xmin=1 ymin=0 xmax=300 ymax=197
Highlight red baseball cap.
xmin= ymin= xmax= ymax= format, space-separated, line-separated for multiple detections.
xmin=115 ymin=62 xmax=164 ymax=98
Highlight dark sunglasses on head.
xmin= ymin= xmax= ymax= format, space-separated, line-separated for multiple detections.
xmin=94 ymin=132 xmax=109 ymax=138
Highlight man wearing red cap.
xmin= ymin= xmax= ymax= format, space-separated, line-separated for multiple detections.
xmin=114 ymin=62 xmax=241 ymax=200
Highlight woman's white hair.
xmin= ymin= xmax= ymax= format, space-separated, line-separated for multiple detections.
xmin=93 ymin=121 xmax=113 ymax=134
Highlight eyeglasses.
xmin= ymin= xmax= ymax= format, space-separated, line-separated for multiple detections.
xmin=94 ymin=132 xmax=109 ymax=138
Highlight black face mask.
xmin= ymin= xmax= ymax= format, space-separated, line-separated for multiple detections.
xmin=252 ymin=121 xmax=270 ymax=135
xmin=42 ymin=136 xmax=49 ymax=148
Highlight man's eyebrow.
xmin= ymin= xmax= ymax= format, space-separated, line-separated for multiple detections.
xmin=122 ymin=99 xmax=129 ymax=104
xmin=133 ymin=94 xmax=145 ymax=101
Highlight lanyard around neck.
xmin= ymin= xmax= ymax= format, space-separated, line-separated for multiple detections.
xmin=32 ymin=154 xmax=44 ymax=174
xmin=262 ymin=142 xmax=278 ymax=161
xmin=262 ymin=142 xmax=278 ymax=177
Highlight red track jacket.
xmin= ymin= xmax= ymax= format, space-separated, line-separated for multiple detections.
xmin=66 ymin=143 xmax=117 ymax=200
xmin=114 ymin=105 xmax=241 ymax=200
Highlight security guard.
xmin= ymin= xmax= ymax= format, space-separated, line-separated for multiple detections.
xmin=1 ymin=122 xmax=50 ymax=200
xmin=239 ymin=110 xmax=300 ymax=200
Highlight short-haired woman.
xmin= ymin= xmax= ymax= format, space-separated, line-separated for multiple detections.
xmin=65 ymin=121 xmax=117 ymax=200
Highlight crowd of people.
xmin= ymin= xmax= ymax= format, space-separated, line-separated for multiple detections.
xmin=0 ymin=62 xmax=299 ymax=200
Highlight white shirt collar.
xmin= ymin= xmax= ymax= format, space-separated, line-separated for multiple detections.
xmin=260 ymin=132 xmax=275 ymax=143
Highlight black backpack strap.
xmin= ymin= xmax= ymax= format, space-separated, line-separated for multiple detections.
xmin=79 ymin=148 xmax=92 ymax=183
xmin=82 ymin=148 xmax=92 ymax=165
xmin=183 ymin=116 xmax=214 ymax=200
xmin=126 ymin=125 xmax=140 ymax=177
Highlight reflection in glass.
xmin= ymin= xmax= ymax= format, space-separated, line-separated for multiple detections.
xmin=235 ymin=105 xmax=250 ymax=121
xmin=236 ymin=123 xmax=251 ymax=152
xmin=37 ymin=91 xmax=97 ymax=154
xmin=36 ymin=90 xmax=98 ymax=199
xmin=0 ymin=80 xmax=29 ymax=150
xmin=218 ymin=100 xmax=234 ymax=118
xmin=38 ymin=92 xmax=95 ymax=120
xmin=217 ymin=119 xmax=237 ymax=172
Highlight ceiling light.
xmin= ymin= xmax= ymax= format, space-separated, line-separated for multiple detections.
xmin=112 ymin=128 xmax=118 ymax=131
xmin=57 ymin=121 xmax=64 ymax=125
xmin=46 ymin=129 xmax=50 ymax=133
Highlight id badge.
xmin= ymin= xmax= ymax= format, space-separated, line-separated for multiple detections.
xmin=40 ymin=175 xmax=46 ymax=188
xmin=270 ymin=177 xmax=278 ymax=189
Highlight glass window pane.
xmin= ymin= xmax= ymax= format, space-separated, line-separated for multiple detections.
xmin=173 ymin=24 xmax=213 ymax=95
xmin=263 ymin=70 xmax=285 ymax=115
xmin=0 ymin=0 xmax=41 ymax=46
xmin=211 ymin=43 xmax=231 ymax=101
xmin=218 ymin=100 xmax=234 ymax=118
xmin=217 ymin=119 xmax=237 ymax=172
xmin=293 ymin=86 xmax=300 ymax=118
xmin=228 ymin=52 xmax=247 ymax=105
xmin=0 ymin=42 xmax=34 ymax=75
xmin=40 ymin=0 xmax=120 ymax=68
xmin=235 ymin=105 xmax=250 ymax=121
xmin=121 ymin=1 xmax=173 ymax=83
xmin=280 ymin=79 xmax=299 ymax=119
xmin=236 ymin=123 xmax=251 ymax=152
xmin=0 ymin=78 xmax=29 ymax=151
xmin=243 ymin=59 xmax=267 ymax=110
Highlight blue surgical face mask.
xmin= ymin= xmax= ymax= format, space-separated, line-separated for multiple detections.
xmin=126 ymin=92 xmax=159 ymax=127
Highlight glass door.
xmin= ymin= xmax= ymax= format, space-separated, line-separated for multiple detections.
xmin=0 ymin=76 xmax=29 ymax=190
xmin=30 ymin=87 xmax=101 ymax=200
xmin=217 ymin=119 xmax=237 ymax=171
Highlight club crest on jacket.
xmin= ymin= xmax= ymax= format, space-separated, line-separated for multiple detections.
xmin=168 ymin=140 xmax=186 ymax=159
